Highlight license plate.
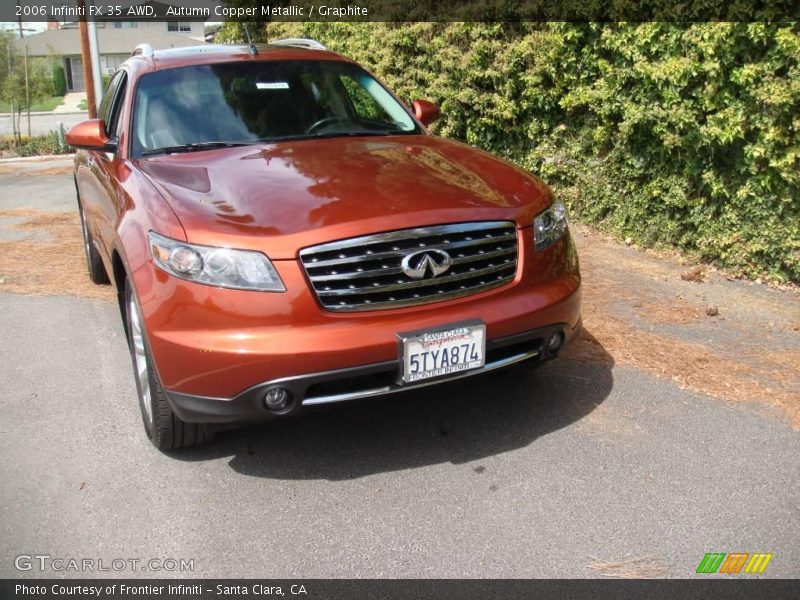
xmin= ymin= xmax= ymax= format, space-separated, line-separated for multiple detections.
xmin=399 ymin=322 xmax=486 ymax=384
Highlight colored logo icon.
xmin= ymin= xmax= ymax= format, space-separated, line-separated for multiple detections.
xmin=696 ymin=552 xmax=773 ymax=574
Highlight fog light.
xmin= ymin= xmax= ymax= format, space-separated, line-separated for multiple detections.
xmin=547 ymin=333 xmax=564 ymax=352
xmin=264 ymin=388 xmax=292 ymax=412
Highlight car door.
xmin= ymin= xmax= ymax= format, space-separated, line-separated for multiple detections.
xmin=88 ymin=70 xmax=129 ymax=259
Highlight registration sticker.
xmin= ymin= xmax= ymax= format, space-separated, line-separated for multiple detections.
xmin=256 ymin=82 xmax=290 ymax=90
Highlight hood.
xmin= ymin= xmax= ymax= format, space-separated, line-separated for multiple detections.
xmin=136 ymin=135 xmax=551 ymax=259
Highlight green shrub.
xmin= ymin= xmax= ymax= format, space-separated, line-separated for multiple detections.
xmin=219 ymin=22 xmax=800 ymax=283
xmin=0 ymin=132 xmax=71 ymax=157
xmin=52 ymin=64 xmax=67 ymax=96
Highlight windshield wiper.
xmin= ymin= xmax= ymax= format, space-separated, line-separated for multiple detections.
xmin=141 ymin=141 xmax=252 ymax=156
xmin=331 ymin=130 xmax=411 ymax=137
xmin=258 ymin=130 xmax=412 ymax=144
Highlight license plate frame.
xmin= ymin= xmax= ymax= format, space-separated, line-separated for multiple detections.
xmin=397 ymin=320 xmax=486 ymax=385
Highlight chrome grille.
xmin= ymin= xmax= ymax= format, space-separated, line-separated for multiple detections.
xmin=299 ymin=221 xmax=518 ymax=312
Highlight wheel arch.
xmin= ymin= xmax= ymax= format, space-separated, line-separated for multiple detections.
xmin=111 ymin=246 xmax=129 ymax=336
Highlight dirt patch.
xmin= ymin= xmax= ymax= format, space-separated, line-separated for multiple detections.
xmin=568 ymin=228 xmax=800 ymax=428
xmin=565 ymin=320 xmax=799 ymax=427
xmin=588 ymin=555 xmax=669 ymax=578
xmin=634 ymin=297 xmax=704 ymax=325
xmin=0 ymin=209 xmax=114 ymax=300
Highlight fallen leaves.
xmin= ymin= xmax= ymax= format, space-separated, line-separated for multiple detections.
xmin=570 ymin=229 xmax=800 ymax=428
xmin=588 ymin=555 xmax=669 ymax=578
xmin=681 ymin=265 xmax=706 ymax=282
xmin=0 ymin=209 xmax=114 ymax=300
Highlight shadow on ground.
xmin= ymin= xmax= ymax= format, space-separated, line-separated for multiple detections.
xmin=174 ymin=329 xmax=614 ymax=480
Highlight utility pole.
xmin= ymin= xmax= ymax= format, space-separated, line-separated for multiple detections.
xmin=77 ymin=0 xmax=97 ymax=118
xmin=24 ymin=45 xmax=30 ymax=137
xmin=88 ymin=14 xmax=103 ymax=107
xmin=7 ymin=42 xmax=18 ymax=146
xmin=16 ymin=0 xmax=24 ymax=39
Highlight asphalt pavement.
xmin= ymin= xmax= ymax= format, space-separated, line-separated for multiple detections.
xmin=0 ymin=158 xmax=797 ymax=579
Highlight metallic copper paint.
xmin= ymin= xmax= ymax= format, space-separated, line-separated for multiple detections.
xmin=137 ymin=231 xmax=580 ymax=398
xmin=65 ymin=119 xmax=111 ymax=151
xmin=411 ymin=99 xmax=441 ymax=126
xmin=72 ymin=46 xmax=582 ymax=405
xmin=134 ymin=136 xmax=554 ymax=259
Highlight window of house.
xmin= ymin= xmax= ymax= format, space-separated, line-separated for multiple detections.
xmin=103 ymin=55 xmax=128 ymax=74
xmin=167 ymin=21 xmax=192 ymax=33
xmin=114 ymin=22 xmax=138 ymax=29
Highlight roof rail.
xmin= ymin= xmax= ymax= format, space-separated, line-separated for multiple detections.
xmin=131 ymin=43 xmax=154 ymax=58
xmin=269 ymin=38 xmax=327 ymax=51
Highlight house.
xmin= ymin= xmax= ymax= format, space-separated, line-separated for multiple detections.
xmin=13 ymin=2 xmax=206 ymax=92
xmin=57 ymin=2 xmax=206 ymax=43
xmin=0 ymin=22 xmax=46 ymax=36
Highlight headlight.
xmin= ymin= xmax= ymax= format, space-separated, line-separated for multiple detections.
xmin=534 ymin=201 xmax=568 ymax=252
xmin=149 ymin=231 xmax=285 ymax=292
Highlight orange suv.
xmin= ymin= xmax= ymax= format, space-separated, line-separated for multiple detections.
xmin=67 ymin=39 xmax=581 ymax=450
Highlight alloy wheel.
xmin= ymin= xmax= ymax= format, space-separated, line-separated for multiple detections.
xmin=128 ymin=295 xmax=153 ymax=428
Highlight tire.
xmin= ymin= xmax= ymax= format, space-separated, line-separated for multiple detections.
xmin=77 ymin=197 xmax=110 ymax=285
xmin=124 ymin=279 xmax=212 ymax=450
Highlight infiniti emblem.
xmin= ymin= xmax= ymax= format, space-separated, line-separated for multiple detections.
xmin=401 ymin=249 xmax=452 ymax=279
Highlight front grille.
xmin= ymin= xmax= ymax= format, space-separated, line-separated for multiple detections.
xmin=299 ymin=221 xmax=518 ymax=312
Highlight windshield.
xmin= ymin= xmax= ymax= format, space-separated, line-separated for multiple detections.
xmin=131 ymin=60 xmax=420 ymax=156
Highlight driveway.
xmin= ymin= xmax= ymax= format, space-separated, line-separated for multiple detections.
xmin=0 ymin=158 xmax=797 ymax=579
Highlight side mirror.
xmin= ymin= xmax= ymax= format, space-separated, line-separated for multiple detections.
xmin=411 ymin=99 xmax=440 ymax=127
xmin=65 ymin=119 xmax=117 ymax=152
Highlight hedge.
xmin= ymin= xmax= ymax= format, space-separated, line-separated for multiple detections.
xmin=220 ymin=22 xmax=800 ymax=283
xmin=0 ymin=132 xmax=71 ymax=157
xmin=52 ymin=64 xmax=66 ymax=97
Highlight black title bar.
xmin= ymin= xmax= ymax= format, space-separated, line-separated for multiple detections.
xmin=2 ymin=579 xmax=800 ymax=600
xmin=4 ymin=0 xmax=800 ymax=22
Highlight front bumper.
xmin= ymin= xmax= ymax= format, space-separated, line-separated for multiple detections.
xmin=166 ymin=319 xmax=581 ymax=424
xmin=135 ymin=229 xmax=580 ymax=400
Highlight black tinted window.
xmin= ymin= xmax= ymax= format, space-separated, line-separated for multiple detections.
xmin=98 ymin=70 xmax=125 ymax=124
xmin=107 ymin=73 xmax=128 ymax=138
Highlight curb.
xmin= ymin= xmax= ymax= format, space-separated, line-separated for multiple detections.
xmin=0 ymin=154 xmax=74 ymax=163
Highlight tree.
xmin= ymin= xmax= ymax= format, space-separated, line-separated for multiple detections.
xmin=1 ymin=33 xmax=56 ymax=143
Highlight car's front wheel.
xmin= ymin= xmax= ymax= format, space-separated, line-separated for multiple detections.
xmin=125 ymin=280 xmax=211 ymax=450
xmin=76 ymin=196 xmax=109 ymax=285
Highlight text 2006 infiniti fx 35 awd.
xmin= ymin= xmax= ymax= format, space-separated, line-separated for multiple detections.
xmin=66 ymin=39 xmax=581 ymax=450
